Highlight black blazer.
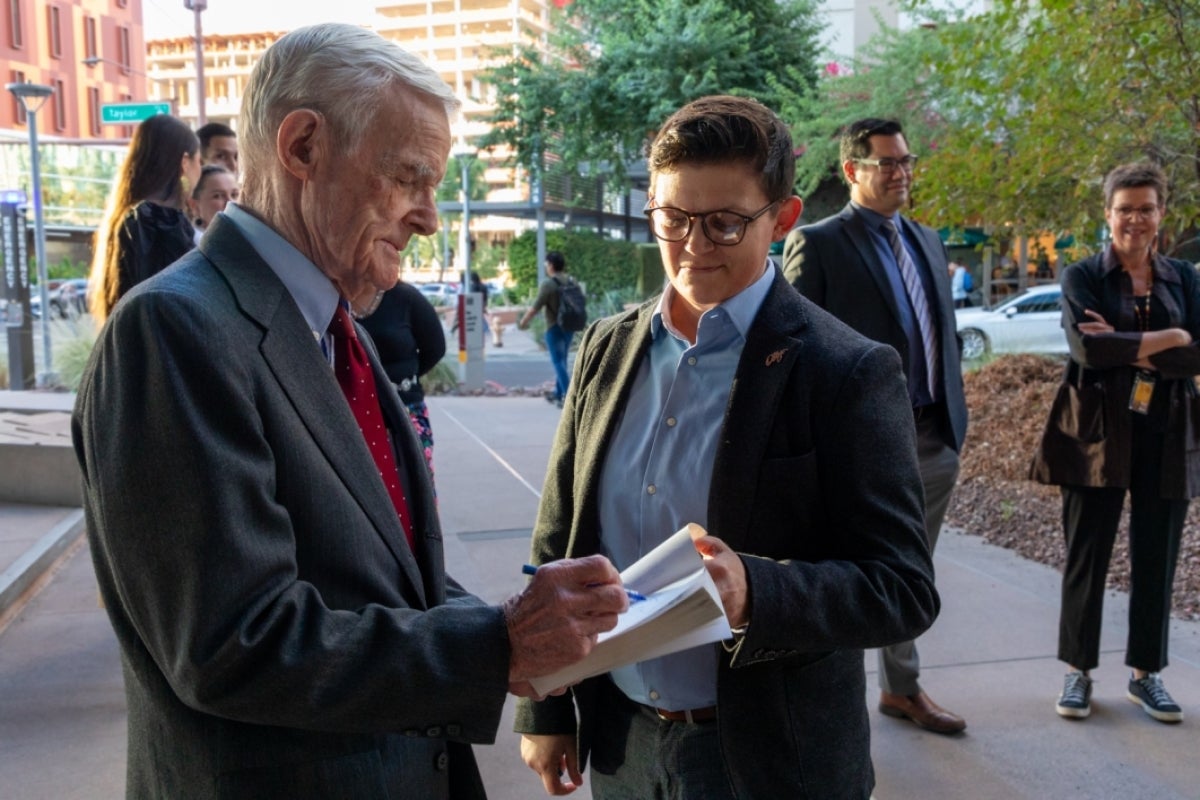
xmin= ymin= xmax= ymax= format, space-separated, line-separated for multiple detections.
xmin=514 ymin=269 xmax=939 ymax=798
xmin=783 ymin=203 xmax=968 ymax=452
xmin=74 ymin=214 xmax=507 ymax=799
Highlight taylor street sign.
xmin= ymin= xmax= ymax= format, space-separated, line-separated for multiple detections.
xmin=100 ymin=102 xmax=171 ymax=124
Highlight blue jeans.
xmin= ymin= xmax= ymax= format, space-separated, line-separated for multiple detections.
xmin=544 ymin=324 xmax=572 ymax=401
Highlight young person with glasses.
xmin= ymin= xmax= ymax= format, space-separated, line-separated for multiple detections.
xmin=515 ymin=96 xmax=939 ymax=799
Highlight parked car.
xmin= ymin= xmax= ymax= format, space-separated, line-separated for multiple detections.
xmin=415 ymin=282 xmax=459 ymax=305
xmin=955 ymin=284 xmax=1066 ymax=360
xmin=30 ymin=279 xmax=89 ymax=319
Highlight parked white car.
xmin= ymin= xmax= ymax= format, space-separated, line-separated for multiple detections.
xmin=955 ymin=284 xmax=1067 ymax=360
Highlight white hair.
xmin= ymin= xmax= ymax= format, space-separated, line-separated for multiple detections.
xmin=240 ymin=23 xmax=458 ymax=186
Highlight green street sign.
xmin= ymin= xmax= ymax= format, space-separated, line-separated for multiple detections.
xmin=100 ymin=102 xmax=171 ymax=124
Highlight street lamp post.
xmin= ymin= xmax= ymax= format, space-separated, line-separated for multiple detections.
xmin=184 ymin=0 xmax=207 ymax=126
xmin=5 ymin=81 xmax=57 ymax=388
xmin=451 ymin=144 xmax=483 ymax=391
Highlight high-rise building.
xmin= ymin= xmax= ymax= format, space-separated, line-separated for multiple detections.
xmin=1 ymin=0 xmax=144 ymax=140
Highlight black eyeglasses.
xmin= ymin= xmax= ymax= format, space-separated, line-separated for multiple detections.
xmin=854 ymin=155 xmax=919 ymax=173
xmin=644 ymin=200 xmax=778 ymax=246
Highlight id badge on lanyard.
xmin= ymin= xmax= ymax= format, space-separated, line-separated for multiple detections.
xmin=1130 ymin=370 xmax=1156 ymax=414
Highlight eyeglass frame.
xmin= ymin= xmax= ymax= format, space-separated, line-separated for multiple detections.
xmin=643 ymin=199 xmax=780 ymax=246
xmin=1108 ymin=204 xmax=1162 ymax=221
xmin=853 ymin=154 xmax=919 ymax=173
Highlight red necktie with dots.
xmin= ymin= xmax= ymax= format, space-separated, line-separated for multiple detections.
xmin=329 ymin=304 xmax=415 ymax=550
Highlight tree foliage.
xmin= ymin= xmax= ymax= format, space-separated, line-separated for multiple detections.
xmin=783 ymin=0 xmax=1200 ymax=249
xmin=482 ymin=0 xmax=824 ymax=188
xmin=507 ymin=228 xmax=642 ymax=298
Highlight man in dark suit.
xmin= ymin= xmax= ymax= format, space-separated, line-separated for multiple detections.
xmin=514 ymin=96 xmax=939 ymax=799
xmin=783 ymin=117 xmax=968 ymax=734
xmin=72 ymin=24 xmax=627 ymax=799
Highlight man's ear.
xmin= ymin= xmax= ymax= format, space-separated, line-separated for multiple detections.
xmin=842 ymin=159 xmax=858 ymax=185
xmin=772 ymin=196 xmax=804 ymax=239
xmin=276 ymin=109 xmax=325 ymax=181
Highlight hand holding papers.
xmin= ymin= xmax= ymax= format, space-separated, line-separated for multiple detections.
xmin=529 ymin=523 xmax=732 ymax=696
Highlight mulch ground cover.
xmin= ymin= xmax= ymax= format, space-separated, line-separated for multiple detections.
xmin=944 ymin=353 xmax=1200 ymax=622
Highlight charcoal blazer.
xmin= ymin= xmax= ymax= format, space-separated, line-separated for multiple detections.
xmin=783 ymin=203 xmax=968 ymax=452
xmin=514 ymin=268 xmax=939 ymax=799
xmin=73 ymin=214 xmax=508 ymax=799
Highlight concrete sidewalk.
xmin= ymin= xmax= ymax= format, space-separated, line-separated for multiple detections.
xmin=1 ymin=395 xmax=1199 ymax=799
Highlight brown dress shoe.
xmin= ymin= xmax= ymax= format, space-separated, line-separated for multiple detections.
xmin=879 ymin=690 xmax=966 ymax=734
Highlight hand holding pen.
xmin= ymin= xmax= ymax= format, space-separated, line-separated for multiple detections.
xmin=503 ymin=554 xmax=628 ymax=698
xmin=523 ymin=564 xmax=647 ymax=603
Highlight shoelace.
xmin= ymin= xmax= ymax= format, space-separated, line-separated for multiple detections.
xmin=1062 ymin=673 xmax=1090 ymax=703
xmin=1137 ymin=674 xmax=1175 ymax=706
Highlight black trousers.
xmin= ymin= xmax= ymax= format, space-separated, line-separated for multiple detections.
xmin=1058 ymin=427 xmax=1188 ymax=672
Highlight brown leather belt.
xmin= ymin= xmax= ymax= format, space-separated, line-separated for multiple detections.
xmin=653 ymin=705 xmax=718 ymax=723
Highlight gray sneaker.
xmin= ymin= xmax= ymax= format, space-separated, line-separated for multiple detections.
xmin=1127 ymin=673 xmax=1183 ymax=723
xmin=1056 ymin=671 xmax=1092 ymax=719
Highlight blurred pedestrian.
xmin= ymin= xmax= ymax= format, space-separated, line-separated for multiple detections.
xmin=187 ymin=164 xmax=240 ymax=245
xmin=360 ymin=281 xmax=447 ymax=480
xmin=88 ymin=114 xmax=201 ymax=323
xmin=196 ymin=121 xmax=238 ymax=174
xmin=1033 ymin=162 xmax=1199 ymax=724
xmin=517 ymin=251 xmax=575 ymax=407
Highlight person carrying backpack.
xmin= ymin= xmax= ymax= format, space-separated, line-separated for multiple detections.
xmin=518 ymin=250 xmax=586 ymax=407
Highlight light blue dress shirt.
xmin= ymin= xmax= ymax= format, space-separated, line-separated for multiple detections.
xmin=597 ymin=261 xmax=774 ymax=711
xmin=221 ymin=203 xmax=340 ymax=363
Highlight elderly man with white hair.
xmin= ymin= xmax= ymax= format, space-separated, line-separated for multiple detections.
xmin=73 ymin=23 xmax=627 ymax=800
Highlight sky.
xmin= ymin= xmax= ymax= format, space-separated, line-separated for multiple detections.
xmin=141 ymin=0 xmax=373 ymax=40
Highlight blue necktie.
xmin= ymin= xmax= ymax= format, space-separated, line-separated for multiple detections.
xmin=883 ymin=220 xmax=939 ymax=398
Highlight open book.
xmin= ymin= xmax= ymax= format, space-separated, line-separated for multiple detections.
xmin=529 ymin=523 xmax=732 ymax=696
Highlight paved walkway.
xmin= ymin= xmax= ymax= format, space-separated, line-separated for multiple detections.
xmin=1 ymin=392 xmax=1199 ymax=799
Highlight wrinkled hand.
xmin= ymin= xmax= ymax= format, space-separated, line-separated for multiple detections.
xmin=503 ymin=555 xmax=626 ymax=690
xmin=1077 ymin=309 xmax=1114 ymax=335
xmin=521 ymin=734 xmax=582 ymax=795
xmin=691 ymin=531 xmax=749 ymax=628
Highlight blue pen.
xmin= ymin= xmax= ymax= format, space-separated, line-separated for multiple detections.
xmin=522 ymin=564 xmax=647 ymax=603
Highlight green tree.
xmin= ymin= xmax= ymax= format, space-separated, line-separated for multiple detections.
xmin=786 ymin=0 xmax=1200 ymax=247
xmin=483 ymin=0 xmax=824 ymax=189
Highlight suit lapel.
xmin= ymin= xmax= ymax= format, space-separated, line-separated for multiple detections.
xmin=839 ymin=205 xmax=904 ymax=328
xmin=200 ymin=217 xmax=427 ymax=606
xmin=708 ymin=273 xmax=807 ymax=549
xmin=573 ymin=308 xmax=655 ymax=555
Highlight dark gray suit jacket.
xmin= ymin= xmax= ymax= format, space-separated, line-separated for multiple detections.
xmin=74 ymin=215 xmax=508 ymax=799
xmin=783 ymin=203 xmax=968 ymax=452
xmin=514 ymin=269 xmax=939 ymax=799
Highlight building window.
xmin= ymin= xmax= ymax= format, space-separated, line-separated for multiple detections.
xmin=47 ymin=5 xmax=61 ymax=58
xmin=87 ymin=87 xmax=101 ymax=137
xmin=53 ymin=79 xmax=66 ymax=131
xmin=83 ymin=16 xmax=97 ymax=59
xmin=9 ymin=0 xmax=23 ymax=49
xmin=119 ymin=91 xmax=132 ymax=139
xmin=10 ymin=69 xmax=26 ymax=125
xmin=117 ymin=26 xmax=131 ymax=74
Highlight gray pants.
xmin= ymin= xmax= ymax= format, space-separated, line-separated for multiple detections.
xmin=878 ymin=411 xmax=960 ymax=695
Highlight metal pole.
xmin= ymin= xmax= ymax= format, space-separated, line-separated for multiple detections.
xmin=27 ymin=108 xmax=54 ymax=387
xmin=461 ymin=156 xmax=471 ymax=290
xmin=191 ymin=2 xmax=206 ymax=126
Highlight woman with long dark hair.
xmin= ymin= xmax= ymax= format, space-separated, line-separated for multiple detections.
xmin=1032 ymin=162 xmax=1200 ymax=724
xmin=89 ymin=114 xmax=201 ymax=323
